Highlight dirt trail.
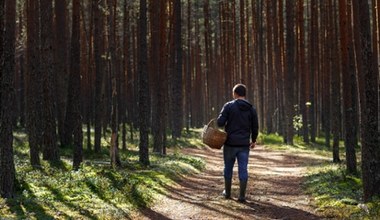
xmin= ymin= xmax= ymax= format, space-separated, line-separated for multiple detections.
xmin=136 ymin=145 xmax=326 ymax=220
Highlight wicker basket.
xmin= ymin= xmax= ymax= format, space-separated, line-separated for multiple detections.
xmin=202 ymin=119 xmax=227 ymax=149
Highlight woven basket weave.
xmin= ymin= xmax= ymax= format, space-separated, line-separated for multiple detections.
xmin=202 ymin=119 xmax=227 ymax=149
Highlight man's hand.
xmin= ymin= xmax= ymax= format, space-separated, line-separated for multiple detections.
xmin=250 ymin=142 xmax=256 ymax=149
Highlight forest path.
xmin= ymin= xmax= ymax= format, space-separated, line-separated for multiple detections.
xmin=135 ymin=145 xmax=327 ymax=220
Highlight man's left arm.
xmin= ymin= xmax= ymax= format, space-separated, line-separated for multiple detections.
xmin=251 ymin=107 xmax=259 ymax=147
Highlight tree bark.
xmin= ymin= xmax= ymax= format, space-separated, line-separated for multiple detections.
xmin=285 ymin=0 xmax=295 ymax=145
xmin=298 ymin=0 xmax=309 ymax=143
xmin=40 ymin=0 xmax=59 ymax=162
xmin=26 ymin=0 xmax=42 ymax=167
xmin=339 ymin=0 xmax=358 ymax=174
xmin=138 ymin=0 xmax=150 ymax=166
xmin=331 ymin=0 xmax=341 ymax=163
xmin=354 ymin=0 xmax=380 ymax=202
xmin=108 ymin=0 xmax=121 ymax=168
xmin=65 ymin=0 xmax=83 ymax=170
xmin=150 ymin=0 xmax=163 ymax=154
xmin=309 ymin=0 xmax=318 ymax=143
xmin=0 ymin=0 xmax=16 ymax=198
xmin=93 ymin=0 xmax=105 ymax=153
xmin=171 ymin=0 xmax=183 ymax=138
xmin=54 ymin=0 xmax=68 ymax=147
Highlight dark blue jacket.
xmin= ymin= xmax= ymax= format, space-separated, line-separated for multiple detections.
xmin=217 ymin=99 xmax=259 ymax=146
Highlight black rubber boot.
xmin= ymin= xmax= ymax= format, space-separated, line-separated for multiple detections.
xmin=238 ymin=180 xmax=247 ymax=202
xmin=223 ymin=178 xmax=232 ymax=199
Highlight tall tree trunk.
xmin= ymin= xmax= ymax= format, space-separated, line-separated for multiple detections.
xmin=321 ymin=1 xmax=331 ymax=148
xmin=298 ymin=0 xmax=309 ymax=143
xmin=93 ymin=0 xmax=105 ymax=153
xmin=150 ymin=0 xmax=162 ymax=154
xmin=81 ymin=2 xmax=93 ymax=151
xmin=54 ymin=0 xmax=68 ymax=147
xmin=26 ymin=0 xmax=42 ymax=167
xmin=285 ymin=0 xmax=295 ymax=145
xmin=40 ymin=0 xmax=59 ymax=162
xmin=138 ymin=0 xmax=150 ymax=166
xmin=0 ymin=0 xmax=3 ymax=114
xmin=185 ymin=0 xmax=192 ymax=131
xmin=171 ymin=0 xmax=183 ymax=138
xmin=17 ymin=9 xmax=25 ymax=128
xmin=331 ymin=0 xmax=341 ymax=163
xmin=65 ymin=0 xmax=83 ymax=170
xmin=354 ymin=0 xmax=380 ymax=202
xmin=204 ymin=0 xmax=212 ymax=120
xmin=122 ymin=0 xmax=132 ymax=151
xmin=257 ymin=1 xmax=265 ymax=131
xmin=266 ymin=0 xmax=274 ymax=134
xmin=0 ymin=0 xmax=16 ymax=198
xmin=108 ymin=0 xmax=121 ymax=168
xmin=309 ymin=0 xmax=318 ymax=143
xmin=339 ymin=0 xmax=358 ymax=174
xmin=277 ymin=0 xmax=286 ymax=138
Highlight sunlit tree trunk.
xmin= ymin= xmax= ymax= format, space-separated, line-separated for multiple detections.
xmin=353 ymin=0 xmax=380 ymax=202
xmin=339 ymin=0 xmax=357 ymax=173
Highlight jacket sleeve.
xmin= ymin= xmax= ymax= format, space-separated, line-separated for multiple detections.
xmin=217 ymin=103 xmax=229 ymax=127
xmin=251 ymin=107 xmax=259 ymax=142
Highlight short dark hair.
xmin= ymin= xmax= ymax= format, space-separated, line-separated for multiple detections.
xmin=233 ymin=84 xmax=246 ymax=97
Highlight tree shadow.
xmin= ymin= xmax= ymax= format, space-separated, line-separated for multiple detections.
xmin=139 ymin=208 xmax=174 ymax=220
xmin=138 ymin=147 xmax=325 ymax=219
xmin=6 ymin=180 xmax=56 ymax=219
xmin=82 ymin=179 xmax=133 ymax=220
xmin=239 ymin=200 xmax=321 ymax=220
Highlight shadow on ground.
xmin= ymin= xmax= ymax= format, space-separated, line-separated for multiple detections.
xmin=138 ymin=146 xmax=326 ymax=220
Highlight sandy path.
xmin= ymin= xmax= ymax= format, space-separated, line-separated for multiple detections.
xmin=136 ymin=145 xmax=326 ymax=220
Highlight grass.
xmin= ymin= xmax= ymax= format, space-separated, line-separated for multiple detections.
xmin=259 ymin=132 xmax=380 ymax=219
xmin=0 ymin=129 xmax=205 ymax=219
xmin=305 ymin=164 xmax=380 ymax=219
xmin=5 ymin=129 xmax=379 ymax=219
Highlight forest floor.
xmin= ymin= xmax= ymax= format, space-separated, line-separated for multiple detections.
xmin=133 ymin=145 xmax=328 ymax=220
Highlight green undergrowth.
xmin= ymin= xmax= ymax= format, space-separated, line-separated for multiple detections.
xmin=259 ymin=133 xmax=380 ymax=219
xmin=257 ymin=132 xmax=333 ymax=157
xmin=0 ymin=129 xmax=205 ymax=220
xmin=305 ymin=164 xmax=380 ymax=219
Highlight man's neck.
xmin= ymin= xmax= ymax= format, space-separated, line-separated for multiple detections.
xmin=235 ymin=96 xmax=245 ymax=100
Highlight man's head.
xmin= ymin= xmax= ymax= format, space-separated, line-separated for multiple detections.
xmin=233 ymin=84 xmax=246 ymax=98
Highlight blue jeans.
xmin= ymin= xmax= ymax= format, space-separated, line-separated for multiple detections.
xmin=223 ymin=145 xmax=250 ymax=181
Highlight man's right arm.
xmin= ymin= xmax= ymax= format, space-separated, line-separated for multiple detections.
xmin=217 ymin=103 xmax=229 ymax=127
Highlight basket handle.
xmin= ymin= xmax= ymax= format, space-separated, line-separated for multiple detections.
xmin=207 ymin=118 xmax=217 ymax=127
